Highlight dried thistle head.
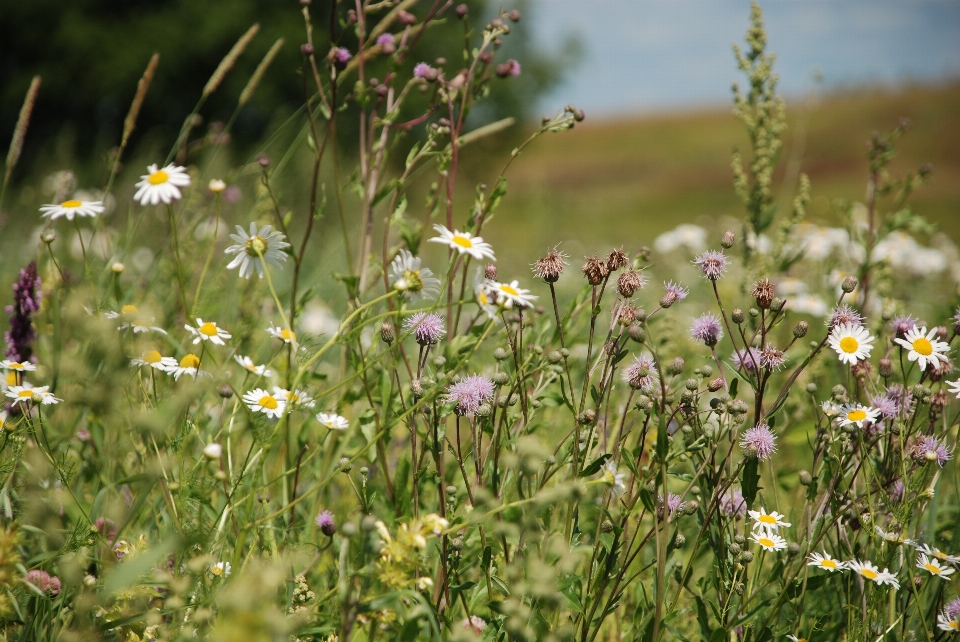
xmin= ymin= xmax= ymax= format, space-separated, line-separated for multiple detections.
xmin=617 ymin=270 xmax=646 ymax=298
xmin=751 ymin=278 xmax=775 ymax=309
xmin=581 ymin=255 xmax=608 ymax=285
xmin=533 ymin=246 xmax=567 ymax=283
xmin=606 ymin=247 xmax=629 ymax=271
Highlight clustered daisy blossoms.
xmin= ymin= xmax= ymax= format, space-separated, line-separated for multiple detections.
xmin=748 ymin=507 xmax=790 ymax=552
xmin=224 ymin=222 xmax=290 ymax=279
xmin=134 ymin=164 xmax=191 ymax=205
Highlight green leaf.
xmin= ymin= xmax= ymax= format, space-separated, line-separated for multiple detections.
xmin=729 ymin=377 xmax=739 ymax=398
xmin=656 ymin=413 xmax=668 ymax=461
xmin=579 ymin=453 xmax=612 ymax=477
xmin=742 ymin=459 xmax=761 ymax=509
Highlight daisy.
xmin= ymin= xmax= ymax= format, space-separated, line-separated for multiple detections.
xmin=130 ymin=350 xmax=177 ymax=372
xmin=389 ymin=249 xmax=440 ymax=300
xmin=486 ymin=279 xmax=538 ymax=309
xmin=209 ymin=561 xmax=231 ymax=578
xmin=750 ymin=531 xmax=787 ymax=552
xmin=0 ymin=411 xmax=6 ymax=431
xmin=602 ymin=460 xmax=627 ymax=496
xmin=243 ymin=388 xmax=286 ymax=419
xmin=874 ymin=526 xmax=915 ymax=546
xmin=748 ymin=507 xmax=791 ymax=533
xmin=0 ymin=360 xmax=36 ymax=373
xmin=938 ymin=599 xmax=960 ymax=632
xmin=133 ymin=164 xmax=191 ymax=205
xmin=105 ymin=305 xmax=167 ymax=334
xmin=266 ymin=323 xmax=297 ymax=345
xmin=317 ymin=412 xmax=349 ymax=430
xmin=39 ymin=199 xmax=105 ymax=221
xmin=837 ymin=404 xmax=881 ymax=429
xmin=820 ymin=401 xmax=842 ymax=418
xmin=5 ymin=385 xmax=60 ymax=406
xmin=233 ymin=355 xmax=273 ymax=378
xmin=171 ymin=354 xmax=206 ymax=380
xmin=917 ymin=543 xmax=960 ymax=566
xmin=273 ymin=386 xmax=315 ymax=409
xmin=807 ymin=550 xmax=844 ymax=572
xmin=916 ymin=553 xmax=956 ymax=579
xmin=894 ymin=326 xmax=950 ymax=371
xmin=947 ymin=379 xmax=960 ymax=399
xmin=185 ymin=319 xmax=232 ymax=346
xmin=846 ymin=559 xmax=899 ymax=589
xmin=827 ymin=323 xmax=874 ymax=365
xmin=427 ymin=224 xmax=495 ymax=261
xmin=474 ymin=269 xmax=500 ymax=320
xmin=224 ymin=222 xmax=290 ymax=279
xmin=786 ymin=636 xmax=808 ymax=642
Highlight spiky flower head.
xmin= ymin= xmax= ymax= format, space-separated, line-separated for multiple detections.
xmin=690 ymin=314 xmax=723 ymax=347
xmin=912 ymin=435 xmax=951 ymax=467
xmin=663 ymin=281 xmax=689 ymax=303
xmin=731 ymin=347 xmax=760 ymax=372
xmin=445 ymin=375 xmax=494 ymax=415
xmin=740 ymin=424 xmax=777 ymax=461
xmin=404 ymin=312 xmax=446 ymax=346
xmin=720 ymin=488 xmax=747 ymax=518
xmin=581 ymin=256 xmax=609 ymax=285
xmin=759 ymin=343 xmax=786 ymax=370
xmin=890 ymin=315 xmax=919 ymax=339
xmin=693 ymin=250 xmax=729 ymax=280
xmin=316 ymin=510 xmax=336 ymax=536
xmin=827 ymin=304 xmax=863 ymax=329
xmin=617 ymin=270 xmax=646 ymax=297
xmin=622 ymin=354 xmax=659 ymax=392
xmin=752 ymin=278 xmax=775 ymax=309
xmin=606 ymin=247 xmax=629 ymax=271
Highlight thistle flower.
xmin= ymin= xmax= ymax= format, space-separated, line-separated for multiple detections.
xmin=827 ymin=304 xmax=863 ymax=329
xmin=869 ymin=394 xmax=899 ymax=419
xmin=427 ymin=224 xmax=495 ymax=261
xmin=185 ymin=319 xmax=232 ymax=346
xmin=376 ymin=33 xmax=395 ymax=54
xmin=389 ymin=249 xmax=440 ymax=300
xmin=828 ymin=323 xmax=874 ymax=364
xmin=912 ymin=435 xmax=951 ymax=467
xmin=693 ymin=250 xmax=729 ymax=280
xmin=133 ymin=164 xmax=191 ymax=205
xmin=740 ymin=424 xmax=777 ymax=461
xmin=445 ymin=375 xmax=494 ymax=415
xmin=316 ymin=510 xmax=336 ymax=536
xmin=758 ymin=344 xmax=786 ymax=370
xmin=581 ymin=256 xmax=609 ymax=285
xmin=39 ymin=199 xmax=105 ymax=221
xmin=719 ymin=488 xmax=746 ymax=518
xmin=403 ymin=312 xmax=446 ymax=346
xmin=317 ymin=412 xmax=349 ymax=430
xmin=224 ymin=222 xmax=290 ymax=279
xmin=689 ymin=314 xmax=723 ymax=347
xmin=894 ymin=325 xmax=950 ymax=371
xmin=332 ymin=47 xmax=352 ymax=66
xmin=807 ymin=550 xmax=844 ymax=572
xmin=662 ymin=281 xmax=689 ymax=303
xmin=617 ymin=270 xmax=646 ymax=297
xmin=751 ymin=278 xmax=775 ymax=309
xmin=606 ymin=247 xmax=629 ymax=271
xmin=657 ymin=493 xmax=683 ymax=517
xmin=532 ymin=246 xmax=567 ymax=283
xmin=889 ymin=315 xmax=919 ymax=339
xmin=5 ymin=262 xmax=41 ymax=363
xmin=413 ymin=62 xmax=433 ymax=79
xmin=621 ymin=355 xmax=658 ymax=392
xmin=731 ymin=347 xmax=760 ymax=372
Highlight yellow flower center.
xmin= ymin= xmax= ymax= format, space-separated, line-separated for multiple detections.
xmin=281 ymin=329 xmax=295 ymax=341
xmin=950 ymin=622 xmax=960 ymax=630
xmin=199 ymin=322 xmax=219 ymax=337
xmin=860 ymin=568 xmax=878 ymax=580
xmin=211 ymin=566 xmax=223 ymax=576
xmin=287 ymin=393 xmax=301 ymax=403
xmin=259 ymin=395 xmax=278 ymax=410
xmin=821 ymin=559 xmax=837 ymax=569
xmin=924 ymin=563 xmax=941 ymax=574
xmin=847 ymin=409 xmax=867 ymax=422
xmin=912 ymin=337 xmax=933 ymax=356
xmin=148 ymin=170 xmax=169 ymax=185
xmin=8 ymin=363 xmax=24 ymax=371
xmin=452 ymin=235 xmax=473 ymax=248
xmin=18 ymin=389 xmax=33 ymax=398
xmin=245 ymin=236 xmax=268 ymax=257
xmin=143 ymin=350 xmax=162 ymax=364
xmin=758 ymin=514 xmax=777 ymax=524
xmin=5 ymin=373 xmax=16 ymax=386
xmin=758 ymin=537 xmax=774 ymax=547
xmin=478 ymin=291 xmax=489 ymax=306
xmin=61 ymin=199 xmax=82 ymax=208
xmin=121 ymin=304 xmax=139 ymax=315
xmin=934 ymin=551 xmax=948 ymax=560
xmin=179 ymin=354 xmax=200 ymax=369
xmin=839 ymin=336 xmax=859 ymax=353
xmin=500 ymin=284 xmax=520 ymax=296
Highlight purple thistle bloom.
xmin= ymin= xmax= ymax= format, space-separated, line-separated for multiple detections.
xmin=827 ymin=304 xmax=863 ymax=329
xmin=413 ymin=62 xmax=433 ymax=79
xmin=889 ymin=315 xmax=919 ymax=339
xmin=657 ymin=493 xmax=683 ymax=517
xmin=333 ymin=47 xmax=352 ymax=65
xmin=663 ymin=281 xmax=689 ymax=302
xmin=884 ymin=385 xmax=913 ymax=413
xmin=946 ymin=597 xmax=960 ymax=621
xmin=404 ymin=312 xmax=445 ymax=345
xmin=24 ymin=569 xmax=61 ymax=596
xmin=693 ymin=250 xmax=729 ymax=281
xmin=731 ymin=347 xmax=761 ymax=372
xmin=316 ymin=510 xmax=336 ymax=536
xmin=889 ymin=478 xmax=905 ymax=504
xmin=446 ymin=374 xmax=494 ymax=415
xmin=759 ymin=343 xmax=786 ymax=370
xmin=504 ymin=59 xmax=521 ymax=77
xmin=376 ymin=33 xmax=394 ymax=47
xmin=870 ymin=394 xmax=900 ymax=419
xmin=720 ymin=488 xmax=747 ymax=518
xmin=5 ymin=261 xmax=41 ymax=363
xmin=740 ymin=424 xmax=777 ymax=461
xmin=690 ymin=313 xmax=723 ymax=347
xmin=621 ymin=354 xmax=659 ymax=392
xmin=912 ymin=435 xmax=951 ymax=467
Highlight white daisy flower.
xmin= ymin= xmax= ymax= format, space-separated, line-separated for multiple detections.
xmin=750 ymin=531 xmax=787 ymax=552
xmin=806 ymin=550 xmax=844 ymax=572
xmin=105 ymin=305 xmax=167 ymax=334
xmin=130 ymin=350 xmax=177 ymax=372
xmin=894 ymin=325 xmax=950 ymax=371
xmin=427 ymin=224 xmax=495 ymax=261
xmin=601 ymin=460 xmax=627 ymax=496
xmin=486 ymin=279 xmax=538 ymax=310
xmin=0 ymin=360 xmax=36 ymax=373
xmin=171 ymin=354 xmax=207 ymax=380
xmin=938 ymin=611 xmax=960 ymax=632
xmin=389 ymin=249 xmax=440 ymax=300
xmin=786 ymin=636 xmax=809 ymax=642
xmin=224 ymin=222 xmax=290 ymax=279
xmin=874 ymin=526 xmax=915 ymax=546
xmin=0 ymin=411 xmax=7 ymax=431
xmin=473 ymin=269 xmax=500 ymax=320
xmin=827 ymin=323 xmax=874 ymax=365
xmin=133 ymin=164 xmax=191 ymax=206
xmin=273 ymin=386 xmax=315 ymax=409
xmin=916 ymin=543 xmax=960 ymax=565
xmin=185 ymin=319 xmax=232 ymax=346
xmin=209 ymin=561 xmax=231 ymax=578
xmin=266 ymin=323 xmax=298 ymax=345
xmin=243 ymin=388 xmax=285 ymax=419
xmin=838 ymin=404 xmax=881 ymax=429
xmin=947 ymin=379 xmax=960 ymax=399
xmin=39 ymin=199 xmax=105 ymax=221
xmin=203 ymin=443 xmax=223 ymax=459
xmin=317 ymin=412 xmax=349 ymax=430
xmin=845 ymin=559 xmax=899 ymax=589
xmin=820 ymin=401 xmax=842 ymax=417
xmin=233 ymin=355 xmax=273 ymax=378
xmin=748 ymin=507 xmax=791 ymax=533
xmin=917 ymin=553 xmax=955 ymax=579
xmin=5 ymin=385 xmax=61 ymax=406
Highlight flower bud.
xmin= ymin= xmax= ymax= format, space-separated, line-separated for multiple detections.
xmin=728 ymin=542 xmax=742 ymax=556
xmin=492 ymin=371 xmax=510 ymax=386
xmin=218 ymin=385 xmax=234 ymax=399
xmin=494 ymin=347 xmax=509 ymax=361
xmin=578 ymin=409 xmax=596 ymax=425
xmin=793 ymin=321 xmax=808 ymax=338
xmin=300 ymin=43 xmax=314 ymax=56
xmin=397 ymin=9 xmax=416 ymax=25
xmin=841 ymin=276 xmax=858 ymax=293
xmin=798 ymin=470 xmax=812 ymax=485
xmin=338 ymin=457 xmax=352 ymax=473
xmin=507 ymin=9 xmax=521 ymax=21
xmin=455 ymin=3 xmax=468 ymax=18
xmin=203 ymin=443 xmax=222 ymax=460
xmin=484 ymin=264 xmax=498 ymax=280
xmin=659 ymin=291 xmax=678 ymax=308
xmin=340 ymin=522 xmax=357 ymax=538
xmin=673 ymin=533 xmax=686 ymax=548
xmin=771 ymin=297 xmax=785 ymax=312
xmin=411 ymin=379 xmax=424 ymax=398
xmin=721 ymin=230 xmax=736 ymax=248
xmin=732 ymin=308 xmax=745 ymax=324
xmin=380 ymin=321 xmax=395 ymax=344
xmin=42 ymin=230 xmax=57 ymax=244
xmin=600 ymin=520 xmax=614 ymax=533
xmin=708 ymin=377 xmax=724 ymax=392
xmin=667 ymin=357 xmax=685 ymax=375
xmin=738 ymin=551 xmax=754 ymax=563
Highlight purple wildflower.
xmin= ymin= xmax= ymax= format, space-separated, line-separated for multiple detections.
xmin=333 ymin=47 xmax=352 ymax=65
xmin=316 ymin=510 xmax=336 ymax=537
xmin=731 ymin=347 xmax=761 ymax=372
xmin=446 ymin=374 xmax=494 ymax=415
xmin=889 ymin=315 xmax=919 ymax=339
xmin=95 ymin=517 xmax=117 ymax=545
xmin=24 ymin=570 xmax=61 ymax=596
xmin=403 ymin=312 xmax=445 ymax=346
xmin=504 ymin=59 xmax=521 ymax=77
xmin=946 ymin=597 xmax=960 ymax=621
xmin=912 ymin=435 xmax=951 ymax=467
xmin=720 ymin=488 xmax=747 ymax=518
xmin=376 ymin=34 xmax=394 ymax=47
xmin=621 ymin=355 xmax=659 ymax=392
xmin=690 ymin=314 xmax=723 ymax=347
xmin=657 ymin=493 xmax=683 ymax=517
xmin=413 ymin=62 xmax=433 ymax=79
xmin=889 ymin=478 xmax=905 ymax=504
xmin=5 ymin=262 xmax=41 ymax=362
xmin=870 ymin=394 xmax=899 ymax=419
xmin=663 ymin=281 xmax=689 ymax=302
xmin=758 ymin=343 xmax=786 ymax=370
xmin=740 ymin=424 xmax=777 ymax=461
xmin=827 ymin=304 xmax=863 ymax=329
xmin=885 ymin=385 xmax=913 ymax=413
xmin=693 ymin=250 xmax=729 ymax=281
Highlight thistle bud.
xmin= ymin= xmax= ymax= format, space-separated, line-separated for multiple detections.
xmin=606 ymin=248 xmax=629 ymax=271
xmin=672 ymin=533 xmax=686 ymax=548
xmin=484 ymin=264 xmax=498 ymax=280
xmin=578 ymin=409 xmax=596 ymax=425
xmin=732 ymin=308 xmax=745 ymax=324
xmin=793 ymin=321 xmax=808 ymax=338
xmin=494 ymin=347 xmax=508 ymax=361
xmin=878 ymin=357 xmax=893 ymax=377
xmin=581 ymin=256 xmax=608 ymax=285
xmin=628 ymin=324 xmax=646 ymax=343
xmin=397 ymin=10 xmax=416 ymax=25
xmin=841 ymin=276 xmax=858 ymax=293
xmin=752 ymin=279 xmax=775 ymax=309
xmin=728 ymin=542 xmax=742 ymax=556
xmin=411 ymin=379 xmax=424 ymax=398
xmin=618 ymin=305 xmax=637 ymax=326
xmin=380 ymin=321 xmax=395 ymax=344
xmin=41 ymin=230 xmax=56 ymax=244
xmin=300 ymin=43 xmax=314 ymax=56
xmin=798 ymin=470 xmax=812 ymax=485
xmin=455 ymin=4 xmax=468 ymax=18
xmin=338 ymin=457 xmax=352 ymax=472
xmin=218 ymin=385 xmax=234 ymax=399
xmin=708 ymin=378 xmax=724 ymax=392
xmin=771 ymin=297 xmax=785 ymax=312
xmin=660 ymin=291 xmax=678 ymax=308
xmin=667 ymin=356 xmax=685 ymax=375
xmin=617 ymin=270 xmax=645 ymax=297
xmin=492 ymin=371 xmax=510 ymax=386
xmin=600 ymin=520 xmax=614 ymax=533
xmin=721 ymin=230 xmax=736 ymax=248
xmin=507 ymin=9 xmax=521 ymax=21
xmin=738 ymin=551 xmax=754 ymax=564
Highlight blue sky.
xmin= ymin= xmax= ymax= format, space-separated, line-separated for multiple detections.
xmin=527 ymin=0 xmax=960 ymax=117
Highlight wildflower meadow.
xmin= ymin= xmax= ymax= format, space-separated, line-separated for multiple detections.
xmin=1 ymin=2 xmax=959 ymax=641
